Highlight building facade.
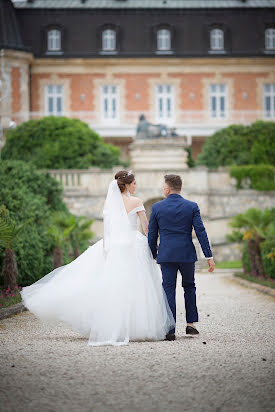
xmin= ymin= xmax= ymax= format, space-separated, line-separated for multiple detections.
xmin=1 ymin=0 xmax=275 ymax=159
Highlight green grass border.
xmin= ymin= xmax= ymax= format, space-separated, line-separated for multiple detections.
xmin=235 ymin=272 xmax=275 ymax=290
xmin=215 ymin=260 xmax=242 ymax=269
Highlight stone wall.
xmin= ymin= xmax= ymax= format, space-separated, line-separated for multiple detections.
xmin=47 ymin=167 xmax=275 ymax=262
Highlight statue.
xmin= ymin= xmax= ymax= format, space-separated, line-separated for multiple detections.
xmin=136 ymin=114 xmax=178 ymax=139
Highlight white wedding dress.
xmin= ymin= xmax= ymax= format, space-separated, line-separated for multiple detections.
xmin=21 ymin=180 xmax=175 ymax=346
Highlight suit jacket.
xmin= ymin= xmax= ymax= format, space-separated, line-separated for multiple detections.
xmin=148 ymin=194 xmax=212 ymax=263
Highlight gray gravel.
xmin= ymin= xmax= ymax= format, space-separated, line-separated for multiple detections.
xmin=1 ymin=272 xmax=275 ymax=412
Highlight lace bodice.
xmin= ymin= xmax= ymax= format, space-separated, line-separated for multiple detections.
xmin=128 ymin=205 xmax=145 ymax=230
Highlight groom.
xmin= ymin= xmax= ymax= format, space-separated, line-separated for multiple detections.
xmin=148 ymin=174 xmax=215 ymax=341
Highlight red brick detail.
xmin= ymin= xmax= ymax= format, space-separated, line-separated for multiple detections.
xmin=11 ymin=67 xmax=21 ymax=113
xmin=224 ymin=73 xmax=269 ymax=110
xmin=31 ymin=73 xmax=51 ymax=112
xmin=114 ymin=73 xmax=159 ymax=111
xmin=60 ymin=74 xmax=105 ymax=111
xmin=171 ymin=73 xmax=213 ymax=110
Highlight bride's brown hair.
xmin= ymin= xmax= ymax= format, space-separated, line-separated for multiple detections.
xmin=115 ymin=170 xmax=135 ymax=193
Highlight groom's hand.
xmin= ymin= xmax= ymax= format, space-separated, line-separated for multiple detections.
xmin=207 ymin=258 xmax=215 ymax=272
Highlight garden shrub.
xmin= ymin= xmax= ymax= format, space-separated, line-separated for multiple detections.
xmin=197 ymin=121 xmax=275 ymax=169
xmin=261 ymin=241 xmax=275 ymax=279
xmin=230 ymin=164 xmax=275 ymax=191
xmin=2 ymin=116 xmax=121 ymax=169
xmin=0 ymin=160 xmax=70 ymax=286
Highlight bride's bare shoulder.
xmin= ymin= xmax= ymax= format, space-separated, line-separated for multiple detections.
xmin=130 ymin=196 xmax=143 ymax=207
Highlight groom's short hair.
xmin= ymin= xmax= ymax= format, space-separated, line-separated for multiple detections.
xmin=164 ymin=174 xmax=182 ymax=192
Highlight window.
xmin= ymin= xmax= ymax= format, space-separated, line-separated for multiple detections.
xmin=102 ymin=29 xmax=116 ymax=51
xmin=210 ymin=29 xmax=224 ymax=51
xmin=265 ymin=28 xmax=275 ymax=50
xmin=157 ymin=29 xmax=171 ymax=51
xmin=156 ymin=85 xmax=174 ymax=121
xmin=264 ymin=84 xmax=275 ymax=118
xmin=101 ymin=85 xmax=119 ymax=121
xmin=47 ymin=29 xmax=61 ymax=52
xmin=45 ymin=85 xmax=63 ymax=115
xmin=209 ymin=84 xmax=227 ymax=118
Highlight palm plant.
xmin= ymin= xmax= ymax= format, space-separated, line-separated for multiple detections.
xmin=0 ymin=205 xmax=32 ymax=288
xmin=48 ymin=212 xmax=75 ymax=269
xmin=69 ymin=216 xmax=94 ymax=258
xmin=228 ymin=208 xmax=275 ymax=277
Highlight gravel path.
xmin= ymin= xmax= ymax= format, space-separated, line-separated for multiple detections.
xmin=1 ymin=272 xmax=275 ymax=412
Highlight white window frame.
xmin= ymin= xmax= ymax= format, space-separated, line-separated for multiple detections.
xmin=47 ymin=29 xmax=61 ymax=52
xmin=265 ymin=28 xmax=275 ymax=50
xmin=209 ymin=84 xmax=227 ymax=119
xmin=210 ymin=28 xmax=224 ymax=51
xmin=45 ymin=85 xmax=63 ymax=116
xmin=263 ymin=83 xmax=275 ymax=118
xmin=101 ymin=85 xmax=119 ymax=123
xmin=157 ymin=29 xmax=171 ymax=51
xmin=102 ymin=29 xmax=116 ymax=51
xmin=156 ymin=84 xmax=174 ymax=123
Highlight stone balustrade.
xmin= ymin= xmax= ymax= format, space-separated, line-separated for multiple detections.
xmin=46 ymin=166 xmax=275 ymax=261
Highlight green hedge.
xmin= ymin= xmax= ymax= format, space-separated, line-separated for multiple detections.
xmin=2 ymin=116 xmax=121 ymax=169
xmin=261 ymin=241 xmax=275 ymax=279
xmin=230 ymin=164 xmax=275 ymax=191
xmin=197 ymin=121 xmax=275 ymax=169
xmin=0 ymin=160 xmax=71 ymax=286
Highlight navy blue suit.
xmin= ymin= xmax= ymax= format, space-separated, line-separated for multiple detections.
xmin=148 ymin=194 xmax=212 ymax=333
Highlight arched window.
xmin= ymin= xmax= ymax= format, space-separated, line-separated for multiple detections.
xmin=47 ymin=29 xmax=61 ymax=52
xmin=102 ymin=29 xmax=116 ymax=51
xmin=157 ymin=29 xmax=171 ymax=51
xmin=265 ymin=28 xmax=275 ymax=50
xmin=210 ymin=28 xmax=224 ymax=51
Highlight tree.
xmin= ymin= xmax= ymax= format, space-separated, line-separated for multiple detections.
xmin=228 ymin=208 xmax=275 ymax=277
xmin=2 ymin=116 xmax=121 ymax=169
xmin=197 ymin=121 xmax=275 ymax=169
xmin=48 ymin=212 xmax=75 ymax=268
xmin=0 ymin=206 xmax=32 ymax=288
xmin=69 ymin=216 xmax=94 ymax=258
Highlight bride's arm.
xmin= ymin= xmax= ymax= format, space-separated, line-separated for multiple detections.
xmin=137 ymin=210 xmax=149 ymax=237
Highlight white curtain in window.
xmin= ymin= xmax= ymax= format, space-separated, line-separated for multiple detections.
xmin=45 ymin=85 xmax=63 ymax=115
xmin=209 ymin=84 xmax=227 ymax=118
xmin=265 ymin=28 xmax=275 ymax=50
xmin=157 ymin=29 xmax=171 ymax=51
xmin=264 ymin=84 xmax=275 ymax=118
xmin=102 ymin=29 xmax=116 ymax=51
xmin=48 ymin=29 xmax=61 ymax=51
xmin=210 ymin=29 xmax=224 ymax=50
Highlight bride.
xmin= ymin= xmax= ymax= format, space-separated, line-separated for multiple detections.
xmin=21 ymin=170 xmax=175 ymax=346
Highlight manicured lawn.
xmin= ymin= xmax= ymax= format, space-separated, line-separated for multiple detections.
xmin=215 ymin=260 xmax=242 ymax=269
xmin=0 ymin=286 xmax=22 ymax=309
xmin=235 ymin=273 xmax=275 ymax=289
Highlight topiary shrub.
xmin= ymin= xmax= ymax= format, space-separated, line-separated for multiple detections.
xmin=230 ymin=164 xmax=275 ymax=191
xmin=0 ymin=160 xmax=69 ymax=286
xmin=2 ymin=116 xmax=121 ymax=169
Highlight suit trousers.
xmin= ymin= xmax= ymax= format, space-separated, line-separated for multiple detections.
xmin=160 ymin=262 xmax=198 ymax=334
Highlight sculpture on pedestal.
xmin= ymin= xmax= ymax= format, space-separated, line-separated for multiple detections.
xmin=136 ymin=114 xmax=178 ymax=139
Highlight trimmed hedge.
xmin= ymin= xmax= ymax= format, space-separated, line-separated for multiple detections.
xmin=230 ymin=164 xmax=275 ymax=191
